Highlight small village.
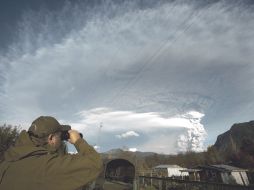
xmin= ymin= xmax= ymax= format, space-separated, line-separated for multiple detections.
xmin=138 ymin=164 xmax=252 ymax=189
xmin=99 ymin=158 xmax=254 ymax=190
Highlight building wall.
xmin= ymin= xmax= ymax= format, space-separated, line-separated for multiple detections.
xmin=153 ymin=168 xmax=168 ymax=177
xmin=230 ymin=171 xmax=249 ymax=186
xmin=247 ymin=171 xmax=254 ymax=185
xmin=189 ymin=172 xmax=200 ymax=181
xmin=220 ymin=172 xmax=231 ymax=184
xmin=231 ymin=171 xmax=244 ymax=185
xmin=167 ymin=168 xmax=188 ymax=177
xmin=198 ymin=169 xmax=222 ymax=183
xmin=241 ymin=172 xmax=250 ymax=186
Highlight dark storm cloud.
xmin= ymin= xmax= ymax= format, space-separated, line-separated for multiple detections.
xmin=1 ymin=0 xmax=253 ymax=53
xmin=0 ymin=0 xmax=67 ymax=53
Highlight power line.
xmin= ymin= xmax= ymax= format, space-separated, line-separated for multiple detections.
xmin=107 ymin=4 xmax=207 ymax=108
xmin=101 ymin=1 xmax=179 ymax=105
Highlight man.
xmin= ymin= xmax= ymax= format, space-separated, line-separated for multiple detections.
xmin=0 ymin=116 xmax=102 ymax=190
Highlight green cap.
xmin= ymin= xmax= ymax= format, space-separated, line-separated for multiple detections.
xmin=28 ymin=116 xmax=71 ymax=138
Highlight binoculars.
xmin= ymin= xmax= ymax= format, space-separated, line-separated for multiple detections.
xmin=61 ymin=131 xmax=83 ymax=141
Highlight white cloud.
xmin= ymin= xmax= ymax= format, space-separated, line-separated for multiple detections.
xmin=116 ymin=131 xmax=140 ymax=139
xmin=78 ymin=108 xmax=205 ymax=131
xmin=129 ymin=148 xmax=137 ymax=152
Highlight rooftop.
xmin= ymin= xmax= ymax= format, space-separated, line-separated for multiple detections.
xmin=153 ymin=165 xmax=183 ymax=169
xmin=195 ymin=164 xmax=248 ymax=172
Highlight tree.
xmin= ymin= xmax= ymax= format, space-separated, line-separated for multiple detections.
xmin=205 ymin=146 xmax=224 ymax=164
xmin=0 ymin=124 xmax=20 ymax=162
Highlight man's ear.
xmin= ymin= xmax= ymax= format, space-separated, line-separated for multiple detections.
xmin=48 ymin=134 xmax=54 ymax=142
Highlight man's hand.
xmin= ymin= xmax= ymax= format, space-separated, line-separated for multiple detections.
xmin=68 ymin=130 xmax=82 ymax=144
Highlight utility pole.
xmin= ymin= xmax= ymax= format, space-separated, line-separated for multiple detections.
xmin=96 ymin=122 xmax=103 ymax=151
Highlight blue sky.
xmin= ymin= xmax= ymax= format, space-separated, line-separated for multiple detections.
xmin=0 ymin=0 xmax=254 ymax=154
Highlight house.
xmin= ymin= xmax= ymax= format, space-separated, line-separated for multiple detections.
xmin=153 ymin=165 xmax=189 ymax=178
xmin=191 ymin=164 xmax=249 ymax=186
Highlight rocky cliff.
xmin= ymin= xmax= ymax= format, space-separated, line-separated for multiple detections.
xmin=213 ymin=120 xmax=254 ymax=158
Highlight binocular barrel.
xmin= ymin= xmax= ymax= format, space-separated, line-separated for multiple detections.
xmin=61 ymin=131 xmax=83 ymax=141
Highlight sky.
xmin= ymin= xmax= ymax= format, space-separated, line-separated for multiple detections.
xmin=0 ymin=0 xmax=254 ymax=154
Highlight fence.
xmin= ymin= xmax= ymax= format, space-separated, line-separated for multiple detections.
xmin=137 ymin=176 xmax=254 ymax=190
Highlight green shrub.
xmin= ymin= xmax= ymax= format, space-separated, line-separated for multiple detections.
xmin=0 ymin=124 xmax=20 ymax=161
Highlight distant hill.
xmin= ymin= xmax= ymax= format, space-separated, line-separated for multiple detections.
xmin=103 ymin=148 xmax=155 ymax=158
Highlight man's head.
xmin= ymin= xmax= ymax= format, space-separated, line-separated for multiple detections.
xmin=28 ymin=116 xmax=71 ymax=149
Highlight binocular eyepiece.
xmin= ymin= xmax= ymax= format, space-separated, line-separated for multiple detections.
xmin=61 ymin=131 xmax=83 ymax=141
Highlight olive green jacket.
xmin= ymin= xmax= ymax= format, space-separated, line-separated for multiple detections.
xmin=0 ymin=130 xmax=102 ymax=190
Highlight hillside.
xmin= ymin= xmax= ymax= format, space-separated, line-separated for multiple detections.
xmin=214 ymin=120 xmax=254 ymax=153
xmin=213 ymin=120 xmax=254 ymax=168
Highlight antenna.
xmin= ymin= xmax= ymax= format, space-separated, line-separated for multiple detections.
xmin=96 ymin=122 xmax=103 ymax=151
